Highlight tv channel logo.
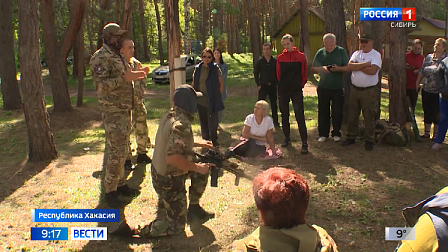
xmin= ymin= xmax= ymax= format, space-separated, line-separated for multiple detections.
xmin=360 ymin=8 xmax=415 ymax=21
xmin=71 ymin=227 xmax=107 ymax=240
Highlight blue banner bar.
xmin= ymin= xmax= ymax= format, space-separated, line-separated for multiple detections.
xmin=31 ymin=227 xmax=69 ymax=240
xmin=32 ymin=209 xmax=119 ymax=222
xmin=360 ymin=8 xmax=403 ymax=21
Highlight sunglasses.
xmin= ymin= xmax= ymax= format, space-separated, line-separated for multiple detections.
xmin=360 ymin=39 xmax=371 ymax=44
xmin=202 ymin=55 xmax=212 ymax=59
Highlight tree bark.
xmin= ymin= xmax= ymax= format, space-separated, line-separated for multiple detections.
xmin=41 ymin=0 xmax=86 ymax=112
xmin=96 ymin=0 xmax=112 ymax=49
xmin=300 ymin=0 xmax=311 ymax=65
xmin=388 ymin=0 xmax=407 ymax=126
xmin=154 ymin=0 xmax=163 ymax=64
xmin=139 ymin=0 xmax=150 ymax=60
xmin=165 ymin=0 xmax=181 ymax=102
xmin=18 ymin=0 xmax=58 ymax=162
xmin=246 ymin=0 xmax=261 ymax=66
xmin=0 ymin=0 xmax=22 ymax=110
xmin=75 ymin=21 xmax=85 ymax=107
xmin=370 ymin=0 xmax=385 ymax=121
xmin=184 ymin=0 xmax=191 ymax=54
xmin=121 ymin=0 xmax=132 ymax=32
xmin=41 ymin=0 xmax=72 ymax=112
xmin=201 ymin=0 xmax=208 ymax=49
xmin=117 ymin=0 xmax=121 ymax=22
xmin=323 ymin=0 xmax=351 ymax=123
xmin=85 ymin=4 xmax=95 ymax=54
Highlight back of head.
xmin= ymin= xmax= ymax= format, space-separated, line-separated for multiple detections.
xmin=173 ymin=84 xmax=202 ymax=115
xmin=253 ymin=167 xmax=310 ymax=229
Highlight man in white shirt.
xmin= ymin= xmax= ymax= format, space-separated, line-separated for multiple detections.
xmin=341 ymin=33 xmax=382 ymax=151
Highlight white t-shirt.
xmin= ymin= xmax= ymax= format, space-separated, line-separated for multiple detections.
xmin=350 ymin=49 xmax=382 ymax=87
xmin=244 ymin=114 xmax=274 ymax=146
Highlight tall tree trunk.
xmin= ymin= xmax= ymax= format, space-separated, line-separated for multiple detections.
xmin=117 ymin=0 xmax=121 ymax=22
xmin=299 ymin=0 xmax=311 ymax=65
xmin=154 ymin=0 xmax=163 ymax=64
xmin=0 ymin=0 xmax=22 ymax=110
xmin=85 ymin=5 xmax=95 ymax=54
xmin=139 ymin=0 xmax=150 ymax=60
xmin=388 ymin=0 xmax=407 ymax=125
xmin=246 ymin=0 xmax=261 ymax=66
xmin=96 ymin=0 xmax=112 ymax=49
xmin=201 ymin=0 xmax=207 ymax=49
xmin=184 ymin=0 xmax=191 ymax=54
xmin=75 ymin=22 xmax=85 ymax=107
xmin=370 ymin=0 xmax=385 ymax=121
xmin=323 ymin=0 xmax=351 ymax=123
xmin=41 ymin=0 xmax=86 ymax=112
xmin=41 ymin=0 xmax=72 ymax=112
xmin=18 ymin=0 xmax=58 ymax=162
xmin=121 ymin=0 xmax=132 ymax=32
xmin=165 ymin=0 xmax=181 ymax=102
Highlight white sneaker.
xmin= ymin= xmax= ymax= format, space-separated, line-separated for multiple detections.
xmin=333 ymin=136 xmax=341 ymax=142
xmin=318 ymin=137 xmax=327 ymax=142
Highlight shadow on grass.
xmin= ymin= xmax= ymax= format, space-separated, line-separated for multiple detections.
xmin=0 ymin=97 xmax=105 ymax=203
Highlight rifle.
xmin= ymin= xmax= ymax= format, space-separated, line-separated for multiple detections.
xmin=194 ymin=149 xmax=253 ymax=187
xmin=405 ymin=96 xmax=421 ymax=143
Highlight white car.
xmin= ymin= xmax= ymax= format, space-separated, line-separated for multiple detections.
xmin=151 ymin=55 xmax=200 ymax=84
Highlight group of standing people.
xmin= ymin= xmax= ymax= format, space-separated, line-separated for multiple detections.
xmin=407 ymin=37 xmax=448 ymax=150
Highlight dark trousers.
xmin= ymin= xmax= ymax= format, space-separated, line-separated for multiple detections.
xmin=406 ymin=88 xmax=418 ymax=112
xmin=197 ymin=104 xmax=219 ymax=142
xmin=346 ymin=85 xmax=377 ymax=143
xmin=258 ymin=85 xmax=279 ymax=124
xmin=278 ymin=90 xmax=308 ymax=143
xmin=435 ymin=98 xmax=448 ymax=144
xmin=422 ymin=89 xmax=439 ymax=125
xmin=317 ymin=87 xmax=344 ymax=137
xmin=233 ymin=138 xmax=266 ymax=157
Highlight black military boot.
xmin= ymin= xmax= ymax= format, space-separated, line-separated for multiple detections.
xmin=117 ymin=185 xmax=140 ymax=197
xmin=136 ymin=154 xmax=152 ymax=163
xmin=187 ymin=204 xmax=215 ymax=223
xmin=105 ymin=191 xmax=123 ymax=208
xmin=124 ymin=160 xmax=134 ymax=171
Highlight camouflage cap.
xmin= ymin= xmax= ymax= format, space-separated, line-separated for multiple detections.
xmin=103 ymin=23 xmax=128 ymax=36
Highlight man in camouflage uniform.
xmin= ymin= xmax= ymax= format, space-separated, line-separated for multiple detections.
xmin=89 ymin=23 xmax=147 ymax=208
xmin=111 ymin=85 xmax=215 ymax=238
xmin=120 ymin=39 xmax=152 ymax=170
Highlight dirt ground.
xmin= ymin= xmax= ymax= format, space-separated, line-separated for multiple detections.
xmin=3 ymin=76 xmax=443 ymax=252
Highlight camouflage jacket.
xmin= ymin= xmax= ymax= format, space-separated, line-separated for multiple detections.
xmin=152 ymin=107 xmax=195 ymax=176
xmin=231 ymin=224 xmax=338 ymax=252
xmin=130 ymin=57 xmax=146 ymax=103
xmin=89 ymin=44 xmax=133 ymax=112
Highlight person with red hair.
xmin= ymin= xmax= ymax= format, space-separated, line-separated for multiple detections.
xmin=231 ymin=167 xmax=338 ymax=252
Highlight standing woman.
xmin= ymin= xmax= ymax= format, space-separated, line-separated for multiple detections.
xmin=192 ymin=47 xmax=224 ymax=147
xmin=416 ymin=38 xmax=447 ymax=140
xmin=213 ymin=48 xmax=228 ymax=124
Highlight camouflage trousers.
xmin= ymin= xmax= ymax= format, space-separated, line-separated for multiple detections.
xmin=139 ymin=165 xmax=209 ymax=238
xmin=128 ymin=101 xmax=151 ymax=158
xmin=102 ymin=111 xmax=131 ymax=193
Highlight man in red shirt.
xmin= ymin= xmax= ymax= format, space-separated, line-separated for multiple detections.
xmin=276 ymin=34 xmax=308 ymax=154
xmin=406 ymin=39 xmax=424 ymax=112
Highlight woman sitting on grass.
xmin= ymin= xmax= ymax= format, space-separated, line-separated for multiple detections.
xmin=225 ymin=100 xmax=276 ymax=158
xmin=231 ymin=167 xmax=338 ymax=252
